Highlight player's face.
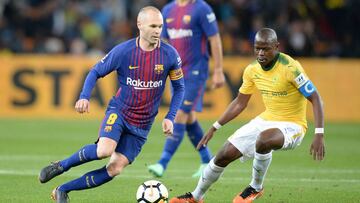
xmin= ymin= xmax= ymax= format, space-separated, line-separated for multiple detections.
xmin=254 ymin=40 xmax=278 ymax=66
xmin=139 ymin=12 xmax=163 ymax=44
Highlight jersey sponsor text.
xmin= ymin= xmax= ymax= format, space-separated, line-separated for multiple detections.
xmin=126 ymin=77 xmax=163 ymax=90
xmin=167 ymin=28 xmax=193 ymax=39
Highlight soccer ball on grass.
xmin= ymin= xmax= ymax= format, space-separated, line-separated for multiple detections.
xmin=136 ymin=180 xmax=168 ymax=203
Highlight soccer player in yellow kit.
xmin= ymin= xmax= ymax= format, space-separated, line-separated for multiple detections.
xmin=170 ymin=28 xmax=325 ymax=203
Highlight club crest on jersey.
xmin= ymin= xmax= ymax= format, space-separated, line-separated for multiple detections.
xmin=154 ymin=64 xmax=164 ymax=74
xmin=183 ymin=15 xmax=191 ymax=24
xmin=166 ymin=18 xmax=174 ymax=23
xmin=104 ymin=125 xmax=112 ymax=132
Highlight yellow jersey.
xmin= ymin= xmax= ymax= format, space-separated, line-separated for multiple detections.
xmin=239 ymin=53 xmax=312 ymax=130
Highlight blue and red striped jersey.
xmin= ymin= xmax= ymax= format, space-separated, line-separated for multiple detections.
xmin=162 ymin=0 xmax=219 ymax=80
xmin=80 ymin=38 xmax=184 ymax=130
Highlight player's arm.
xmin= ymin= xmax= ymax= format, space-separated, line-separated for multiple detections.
xmin=163 ymin=56 xmax=185 ymax=135
xmin=199 ymin=2 xmax=225 ymax=89
xmin=75 ymin=69 xmax=101 ymax=113
xmin=160 ymin=7 xmax=169 ymax=43
xmin=196 ymin=92 xmax=251 ymax=149
xmin=209 ymin=34 xmax=225 ymax=89
xmin=76 ymin=47 xmax=122 ymax=113
xmin=292 ymin=65 xmax=325 ymax=161
xmin=307 ymin=91 xmax=325 ymax=161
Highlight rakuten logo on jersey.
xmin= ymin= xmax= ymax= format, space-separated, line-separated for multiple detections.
xmin=167 ymin=28 xmax=193 ymax=39
xmin=126 ymin=77 xmax=163 ymax=90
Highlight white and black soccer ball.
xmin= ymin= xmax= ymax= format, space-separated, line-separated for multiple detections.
xmin=136 ymin=180 xmax=169 ymax=203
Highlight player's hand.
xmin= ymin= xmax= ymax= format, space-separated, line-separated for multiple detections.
xmin=75 ymin=99 xmax=90 ymax=113
xmin=211 ymin=69 xmax=225 ymax=89
xmin=310 ymin=134 xmax=325 ymax=161
xmin=162 ymin=119 xmax=173 ymax=136
xmin=196 ymin=127 xmax=216 ymax=150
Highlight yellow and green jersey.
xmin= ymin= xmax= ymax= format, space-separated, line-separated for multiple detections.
xmin=240 ymin=53 xmax=316 ymax=130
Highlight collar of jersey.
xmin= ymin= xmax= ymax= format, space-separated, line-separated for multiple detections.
xmin=261 ymin=53 xmax=279 ymax=71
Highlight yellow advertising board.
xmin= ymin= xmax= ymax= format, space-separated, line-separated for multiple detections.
xmin=0 ymin=55 xmax=359 ymax=122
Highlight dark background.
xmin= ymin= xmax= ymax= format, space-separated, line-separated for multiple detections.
xmin=1 ymin=0 xmax=359 ymax=57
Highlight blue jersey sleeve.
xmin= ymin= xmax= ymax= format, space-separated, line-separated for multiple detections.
xmin=161 ymin=6 xmax=170 ymax=39
xmin=93 ymin=46 xmax=122 ymax=76
xmin=165 ymin=49 xmax=185 ymax=122
xmin=198 ymin=2 xmax=219 ymax=37
xmin=79 ymin=69 xmax=100 ymax=100
xmin=79 ymin=46 xmax=122 ymax=100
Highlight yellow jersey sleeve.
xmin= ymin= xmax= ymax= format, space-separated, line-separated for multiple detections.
xmin=286 ymin=60 xmax=309 ymax=88
xmin=239 ymin=65 xmax=255 ymax=94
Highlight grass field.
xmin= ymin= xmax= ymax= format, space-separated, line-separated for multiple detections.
xmin=1 ymin=118 xmax=360 ymax=203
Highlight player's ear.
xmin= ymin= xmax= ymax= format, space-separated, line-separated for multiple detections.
xmin=275 ymin=42 xmax=280 ymax=50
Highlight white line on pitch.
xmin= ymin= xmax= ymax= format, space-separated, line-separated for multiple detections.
xmin=0 ymin=169 xmax=359 ymax=183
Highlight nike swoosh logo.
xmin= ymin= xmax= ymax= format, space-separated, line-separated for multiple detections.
xmin=183 ymin=100 xmax=193 ymax=105
xmin=253 ymin=166 xmax=261 ymax=173
xmin=129 ymin=66 xmax=139 ymax=70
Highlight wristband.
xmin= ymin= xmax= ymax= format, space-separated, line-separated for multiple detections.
xmin=212 ymin=121 xmax=222 ymax=130
xmin=315 ymin=128 xmax=324 ymax=134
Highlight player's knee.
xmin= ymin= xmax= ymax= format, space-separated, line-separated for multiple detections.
xmin=255 ymin=138 xmax=271 ymax=153
xmin=214 ymin=142 xmax=241 ymax=167
xmin=174 ymin=110 xmax=189 ymax=123
xmin=213 ymin=156 xmax=229 ymax=167
xmin=106 ymin=162 xmax=125 ymax=177
xmin=216 ymin=153 xmax=239 ymax=167
xmin=256 ymin=130 xmax=284 ymax=153
xmin=187 ymin=111 xmax=197 ymax=123
xmin=97 ymin=147 xmax=113 ymax=159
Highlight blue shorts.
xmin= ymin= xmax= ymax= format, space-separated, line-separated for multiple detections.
xmin=97 ymin=109 xmax=148 ymax=163
xmin=178 ymin=78 xmax=206 ymax=113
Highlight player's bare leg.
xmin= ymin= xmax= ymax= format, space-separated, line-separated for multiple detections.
xmin=233 ymin=128 xmax=283 ymax=203
xmin=170 ymin=141 xmax=241 ymax=203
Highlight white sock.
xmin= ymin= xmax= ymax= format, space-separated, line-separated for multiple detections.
xmin=192 ymin=158 xmax=224 ymax=200
xmin=249 ymin=151 xmax=272 ymax=191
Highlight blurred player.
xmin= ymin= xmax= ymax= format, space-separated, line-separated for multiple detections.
xmin=148 ymin=0 xmax=225 ymax=178
xmin=170 ymin=28 xmax=325 ymax=203
xmin=38 ymin=6 xmax=185 ymax=203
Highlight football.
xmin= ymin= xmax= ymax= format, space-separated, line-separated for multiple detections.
xmin=136 ymin=180 xmax=169 ymax=203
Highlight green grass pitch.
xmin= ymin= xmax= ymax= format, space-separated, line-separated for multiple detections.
xmin=0 ymin=119 xmax=359 ymax=203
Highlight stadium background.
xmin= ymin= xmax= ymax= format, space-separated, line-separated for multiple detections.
xmin=0 ymin=0 xmax=359 ymax=202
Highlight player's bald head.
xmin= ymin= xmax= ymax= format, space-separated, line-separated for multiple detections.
xmin=255 ymin=28 xmax=278 ymax=45
xmin=137 ymin=6 xmax=163 ymax=48
xmin=254 ymin=28 xmax=280 ymax=67
xmin=137 ymin=6 xmax=162 ymax=24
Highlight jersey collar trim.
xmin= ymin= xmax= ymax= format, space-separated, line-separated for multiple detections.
xmin=261 ymin=53 xmax=279 ymax=71
xmin=136 ymin=37 xmax=161 ymax=49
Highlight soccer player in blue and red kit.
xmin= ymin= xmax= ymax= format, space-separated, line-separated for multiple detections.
xmin=38 ymin=7 xmax=185 ymax=203
xmin=148 ymin=0 xmax=225 ymax=178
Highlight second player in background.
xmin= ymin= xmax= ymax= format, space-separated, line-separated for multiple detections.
xmin=148 ymin=0 xmax=225 ymax=178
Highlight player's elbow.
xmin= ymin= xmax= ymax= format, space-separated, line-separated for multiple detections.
xmin=176 ymin=83 xmax=185 ymax=91
xmin=174 ymin=84 xmax=185 ymax=96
